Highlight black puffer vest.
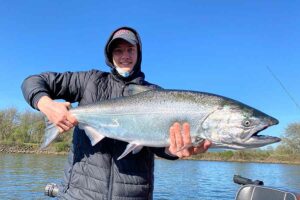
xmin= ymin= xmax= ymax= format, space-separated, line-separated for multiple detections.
xmin=56 ymin=70 xmax=159 ymax=200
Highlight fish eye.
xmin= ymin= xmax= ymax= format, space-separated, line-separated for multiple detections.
xmin=242 ymin=119 xmax=252 ymax=127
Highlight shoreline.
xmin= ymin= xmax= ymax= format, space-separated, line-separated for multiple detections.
xmin=1 ymin=144 xmax=300 ymax=165
xmin=0 ymin=144 xmax=68 ymax=155
xmin=185 ymin=156 xmax=300 ymax=165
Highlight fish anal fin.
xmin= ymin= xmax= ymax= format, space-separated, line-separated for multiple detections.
xmin=117 ymin=142 xmax=144 ymax=160
xmin=78 ymin=123 xmax=105 ymax=146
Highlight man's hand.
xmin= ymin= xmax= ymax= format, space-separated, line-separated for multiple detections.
xmin=37 ymin=96 xmax=78 ymax=133
xmin=166 ymin=122 xmax=212 ymax=158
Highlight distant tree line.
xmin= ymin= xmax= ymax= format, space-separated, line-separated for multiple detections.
xmin=0 ymin=107 xmax=71 ymax=151
xmin=0 ymin=107 xmax=44 ymax=144
xmin=0 ymin=107 xmax=299 ymax=155
xmin=276 ymin=122 xmax=300 ymax=154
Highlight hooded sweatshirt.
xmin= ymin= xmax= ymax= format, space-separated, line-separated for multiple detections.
xmin=21 ymin=27 xmax=177 ymax=200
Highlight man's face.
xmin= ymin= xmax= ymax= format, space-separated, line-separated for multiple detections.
xmin=112 ymin=40 xmax=138 ymax=72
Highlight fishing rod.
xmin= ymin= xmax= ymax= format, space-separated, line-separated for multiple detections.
xmin=266 ymin=66 xmax=300 ymax=112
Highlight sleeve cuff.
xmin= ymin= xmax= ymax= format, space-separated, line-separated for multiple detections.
xmin=32 ymin=92 xmax=49 ymax=110
xmin=149 ymin=147 xmax=179 ymax=160
xmin=164 ymin=148 xmax=179 ymax=158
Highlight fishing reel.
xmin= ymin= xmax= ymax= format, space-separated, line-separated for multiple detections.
xmin=44 ymin=183 xmax=59 ymax=197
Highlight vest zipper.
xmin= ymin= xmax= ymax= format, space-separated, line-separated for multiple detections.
xmin=108 ymin=84 xmax=125 ymax=199
xmin=64 ymin=143 xmax=78 ymax=192
xmin=108 ymin=139 xmax=116 ymax=199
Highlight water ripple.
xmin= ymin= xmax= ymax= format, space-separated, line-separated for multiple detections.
xmin=1 ymin=154 xmax=300 ymax=199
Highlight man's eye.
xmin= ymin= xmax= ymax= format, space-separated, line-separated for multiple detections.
xmin=113 ymin=49 xmax=122 ymax=55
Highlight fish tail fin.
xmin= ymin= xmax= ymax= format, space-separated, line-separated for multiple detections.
xmin=40 ymin=120 xmax=60 ymax=150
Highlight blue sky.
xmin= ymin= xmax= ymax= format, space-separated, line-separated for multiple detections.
xmin=0 ymin=0 xmax=299 ymax=142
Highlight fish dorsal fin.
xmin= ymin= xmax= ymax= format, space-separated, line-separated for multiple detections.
xmin=117 ymin=142 xmax=144 ymax=160
xmin=78 ymin=123 xmax=105 ymax=146
xmin=123 ymin=84 xmax=156 ymax=96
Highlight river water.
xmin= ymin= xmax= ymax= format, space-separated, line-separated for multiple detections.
xmin=0 ymin=153 xmax=299 ymax=200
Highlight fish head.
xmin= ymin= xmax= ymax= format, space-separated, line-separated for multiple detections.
xmin=199 ymin=101 xmax=280 ymax=149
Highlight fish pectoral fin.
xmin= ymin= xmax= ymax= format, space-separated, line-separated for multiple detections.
xmin=117 ymin=142 xmax=144 ymax=160
xmin=175 ymin=138 xmax=205 ymax=153
xmin=78 ymin=123 xmax=105 ymax=146
xmin=192 ymin=137 xmax=205 ymax=147
xmin=132 ymin=145 xmax=144 ymax=154
xmin=175 ymin=144 xmax=193 ymax=153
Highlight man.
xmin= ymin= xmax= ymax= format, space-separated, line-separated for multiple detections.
xmin=22 ymin=27 xmax=211 ymax=200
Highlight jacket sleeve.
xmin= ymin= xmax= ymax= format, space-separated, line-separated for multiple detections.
xmin=21 ymin=70 xmax=100 ymax=110
xmin=149 ymin=147 xmax=179 ymax=160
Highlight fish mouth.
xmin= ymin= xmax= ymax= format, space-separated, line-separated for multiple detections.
xmin=244 ymin=125 xmax=281 ymax=147
xmin=252 ymin=125 xmax=268 ymax=137
xmin=246 ymin=116 xmax=280 ymax=145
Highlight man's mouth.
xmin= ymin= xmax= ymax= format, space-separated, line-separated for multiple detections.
xmin=121 ymin=62 xmax=131 ymax=65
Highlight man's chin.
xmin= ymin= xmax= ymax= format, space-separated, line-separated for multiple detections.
xmin=119 ymin=66 xmax=133 ymax=71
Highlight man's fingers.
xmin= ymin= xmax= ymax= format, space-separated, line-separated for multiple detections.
xmin=58 ymin=123 xmax=70 ymax=131
xmin=63 ymin=119 xmax=74 ymax=128
xmin=57 ymin=119 xmax=75 ymax=133
xmin=181 ymin=123 xmax=192 ymax=157
xmin=168 ymin=122 xmax=212 ymax=158
xmin=67 ymin=114 xmax=78 ymax=125
xmin=64 ymin=102 xmax=78 ymax=125
xmin=64 ymin=102 xmax=71 ymax=109
xmin=174 ymin=123 xmax=183 ymax=157
xmin=57 ymin=126 xmax=64 ymax=133
xmin=193 ymin=140 xmax=212 ymax=154
xmin=203 ymin=140 xmax=212 ymax=150
xmin=182 ymin=123 xmax=191 ymax=144
xmin=169 ymin=125 xmax=176 ymax=153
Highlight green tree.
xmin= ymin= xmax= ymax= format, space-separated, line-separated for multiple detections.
xmin=279 ymin=122 xmax=300 ymax=154
xmin=0 ymin=108 xmax=19 ymax=141
xmin=16 ymin=110 xmax=45 ymax=143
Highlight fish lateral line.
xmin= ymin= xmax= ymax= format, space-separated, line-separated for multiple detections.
xmin=72 ymin=110 xmax=203 ymax=117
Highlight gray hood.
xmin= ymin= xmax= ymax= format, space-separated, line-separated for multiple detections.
xmin=104 ymin=26 xmax=143 ymax=81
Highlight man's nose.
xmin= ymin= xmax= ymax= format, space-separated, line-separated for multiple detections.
xmin=121 ymin=50 xmax=130 ymax=58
